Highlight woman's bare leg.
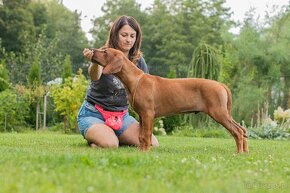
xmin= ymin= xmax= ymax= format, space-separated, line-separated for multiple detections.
xmin=85 ymin=123 xmax=119 ymax=148
xmin=118 ymin=122 xmax=159 ymax=147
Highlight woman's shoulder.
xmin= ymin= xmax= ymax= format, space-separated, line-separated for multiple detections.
xmin=137 ymin=56 xmax=149 ymax=73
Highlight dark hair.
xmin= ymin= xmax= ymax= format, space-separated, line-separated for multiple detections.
xmin=105 ymin=15 xmax=142 ymax=64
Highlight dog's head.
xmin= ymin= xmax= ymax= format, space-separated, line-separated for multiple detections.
xmin=91 ymin=48 xmax=124 ymax=74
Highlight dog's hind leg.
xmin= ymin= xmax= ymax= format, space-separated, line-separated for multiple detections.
xmin=232 ymin=120 xmax=249 ymax=152
xmin=208 ymin=108 xmax=244 ymax=153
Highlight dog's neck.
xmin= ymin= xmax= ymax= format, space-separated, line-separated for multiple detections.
xmin=114 ymin=56 xmax=144 ymax=99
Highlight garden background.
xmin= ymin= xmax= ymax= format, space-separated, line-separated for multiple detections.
xmin=0 ymin=0 xmax=289 ymax=138
xmin=0 ymin=0 xmax=289 ymax=192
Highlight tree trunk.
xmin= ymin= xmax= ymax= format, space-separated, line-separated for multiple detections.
xmin=36 ymin=99 xmax=40 ymax=130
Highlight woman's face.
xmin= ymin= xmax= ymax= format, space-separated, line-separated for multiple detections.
xmin=117 ymin=24 xmax=136 ymax=54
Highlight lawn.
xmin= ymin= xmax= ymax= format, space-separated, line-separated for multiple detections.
xmin=0 ymin=132 xmax=289 ymax=193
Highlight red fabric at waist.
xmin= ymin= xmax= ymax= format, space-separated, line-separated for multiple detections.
xmin=94 ymin=104 xmax=127 ymax=130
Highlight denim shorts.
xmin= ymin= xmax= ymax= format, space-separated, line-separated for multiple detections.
xmin=77 ymin=101 xmax=137 ymax=137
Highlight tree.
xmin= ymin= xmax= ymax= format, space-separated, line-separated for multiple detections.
xmin=1 ymin=0 xmax=88 ymax=84
xmin=142 ymin=0 xmax=231 ymax=77
xmin=28 ymin=56 xmax=45 ymax=130
xmin=28 ymin=56 xmax=42 ymax=86
xmin=45 ymin=1 xmax=88 ymax=72
xmin=62 ymin=55 xmax=73 ymax=80
xmin=0 ymin=0 xmax=36 ymax=52
xmin=265 ymin=9 xmax=290 ymax=110
xmin=188 ymin=43 xmax=221 ymax=80
xmin=141 ymin=0 xmax=174 ymax=76
xmin=220 ymin=5 xmax=290 ymax=124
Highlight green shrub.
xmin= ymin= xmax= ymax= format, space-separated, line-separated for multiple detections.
xmin=249 ymin=107 xmax=290 ymax=140
xmin=0 ymin=60 xmax=10 ymax=92
xmin=50 ymin=69 xmax=88 ymax=133
xmin=248 ymin=125 xmax=289 ymax=140
xmin=0 ymin=89 xmax=30 ymax=132
xmin=162 ymin=115 xmax=183 ymax=133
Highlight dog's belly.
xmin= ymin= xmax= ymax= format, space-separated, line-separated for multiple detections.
xmin=153 ymin=94 xmax=206 ymax=117
xmin=151 ymin=78 xmax=223 ymax=117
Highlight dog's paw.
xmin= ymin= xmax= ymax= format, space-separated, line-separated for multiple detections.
xmin=139 ymin=144 xmax=151 ymax=152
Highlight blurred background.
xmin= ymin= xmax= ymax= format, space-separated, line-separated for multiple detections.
xmin=0 ymin=0 xmax=289 ymax=140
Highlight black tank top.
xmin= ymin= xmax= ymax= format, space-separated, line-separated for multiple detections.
xmin=86 ymin=57 xmax=148 ymax=111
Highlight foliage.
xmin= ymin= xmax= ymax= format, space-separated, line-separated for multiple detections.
xmin=1 ymin=132 xmax=289 ymax=193
xmin=188 ymin=43 xmax=221 ymax=80
xmin=50 ymin=69 xmax=88 ymax=132
xmin=0 ymin=0 xmax=290 ymax=133
xmin=62 ymin=54 xmax=73 ymax=80
xmin=249 ymin=124 xmax=290 ymax=140
xmin=28 ymin=56 xmax=42 ymax=86
xmin=92 ymin=0 xmax=231 ymax=77
xmin=222 ymin=6 xmax=290 ymax=125
xmin=274 ymin=107 xmax=290 ymax=124
xmin=13 ymin=84 xmax=46 ymax=129
xmin=44 ymin=0 xmax=88 ymax=71
xmin=162 ymin=115 xmax=184 ymax=133
xmin=0 ymin=0 xmax=36 ymax=52
xmin=249 ymin=107 xmax=290 ymax=140
xmin=171 ymin=125 xmax=230 ymax=138
xmin=232 ymin=79 xmax=266 ymax=124
xmin=0 ymin=89 xmax=30 ymax=132
xmin=153 ymin=119 xmax=167 ymax=135
xmin=0 ymin=0 xmax=88 ymax=84
xmin=0 ymin=59 xmax=9 ymax=91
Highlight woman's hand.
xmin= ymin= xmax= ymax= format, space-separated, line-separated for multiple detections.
xmin=85 ymin=48 xmax=102 ymax=80
xmin=83 ymin=48 xmax=94 ymax=61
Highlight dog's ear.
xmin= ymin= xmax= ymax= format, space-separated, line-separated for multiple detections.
xmin=102 ymin=55 xmax=123 ymax=74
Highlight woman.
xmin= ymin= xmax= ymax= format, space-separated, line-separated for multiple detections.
xmin=78 ymin=15 xmax=159 ymax=148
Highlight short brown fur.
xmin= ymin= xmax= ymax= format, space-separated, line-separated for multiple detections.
xmin=92 ymin=48 xmax=249 ymax=153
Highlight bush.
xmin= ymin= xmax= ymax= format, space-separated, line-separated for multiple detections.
xmin=50 ymin=69 xmax=88 ymax=133
xmin=0 ymin=89 xmax=30 ymax=132
xmin=153 ymin=119 xmax=166 ymax=135
xmin=162 ymin=115 xmax=183 ymax=133
xmin=249 ymin=107 xmax=290 ymax=140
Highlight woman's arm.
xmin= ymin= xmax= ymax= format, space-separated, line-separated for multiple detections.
xmin=83 ymin=48 xmax=103 ymax=81
xmin=88 ymin=63 xmax=103 ymax=81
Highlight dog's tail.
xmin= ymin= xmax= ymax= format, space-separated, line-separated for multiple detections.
xmin=221 ymin=83 xmax=232 ymax=117
xmin=222 ymin=83 xmax=248 ymax=138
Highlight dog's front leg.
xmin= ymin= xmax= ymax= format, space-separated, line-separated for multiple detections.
xmin=139 ymin=113 xmax=154 ymax=151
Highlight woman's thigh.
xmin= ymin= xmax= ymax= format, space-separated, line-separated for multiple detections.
xmin=78 ymin=101 xmax=119 ymax=148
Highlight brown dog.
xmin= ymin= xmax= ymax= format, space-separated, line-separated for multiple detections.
xmin=92 ymin=48 xmax=249 ymax=153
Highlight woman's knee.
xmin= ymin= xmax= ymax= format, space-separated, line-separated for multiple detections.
xmin=98 ymin=140 xmax=119 ymax=148
xmin=85 ymin=124 xmax=119 ymax=148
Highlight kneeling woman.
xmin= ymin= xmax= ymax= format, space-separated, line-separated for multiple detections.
xmin=77 ymin=15 xmax=159 ymax=148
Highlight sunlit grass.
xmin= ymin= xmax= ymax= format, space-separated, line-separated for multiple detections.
xmin=0 ymin=132 xmax=289 ymax=193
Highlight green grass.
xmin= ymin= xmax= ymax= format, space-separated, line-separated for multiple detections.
xmin=0 ymin=132 xmax=289 ymax=193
